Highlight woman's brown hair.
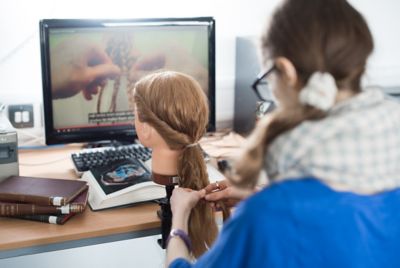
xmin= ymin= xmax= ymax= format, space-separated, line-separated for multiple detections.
xmin=233 ymin=0 xmax=374 ymax=188
xmin=130 ymin=71 xmax=217 ymax=257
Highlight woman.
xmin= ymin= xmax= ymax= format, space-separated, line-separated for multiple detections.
xmin=167 ymin=0 xmax=400 ymax=267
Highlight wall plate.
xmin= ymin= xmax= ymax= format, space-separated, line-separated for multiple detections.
xmin=8 ymin=104 xmax=34 ymax=128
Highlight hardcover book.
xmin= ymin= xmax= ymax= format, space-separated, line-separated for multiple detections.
xmin=16 ymin=213 xmax=76 ymax=225
xmin=0 ymin=176 xmax=88 ymax=206
xmin=0 ymin=188 xmax=89 ymax=216
xmin=12 ymin=189 xmax=89 ymax=225
xmin=81 ymin=158 xmax=165 ymax=211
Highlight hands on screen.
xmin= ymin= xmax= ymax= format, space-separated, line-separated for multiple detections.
xmin=51 ymin=40 xmax=208 ymax=100
xmin=128 ymin=44 xmax=209 ymax=92
xmin=51 ymin=38 xmax=121 ymax=100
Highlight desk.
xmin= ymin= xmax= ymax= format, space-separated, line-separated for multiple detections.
xmin=0 ymin=145 xmax=161 ymax=259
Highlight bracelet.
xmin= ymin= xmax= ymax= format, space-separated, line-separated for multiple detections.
xmin=166 ymin=228 xmax=193 ymax=253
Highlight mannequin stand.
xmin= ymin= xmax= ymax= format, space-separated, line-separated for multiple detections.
xmin=157 ymin=184 xmax=175 ymax=249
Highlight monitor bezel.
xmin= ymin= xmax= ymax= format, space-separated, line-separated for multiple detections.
xmin=40 ymin=17 xmax=216 ymax=145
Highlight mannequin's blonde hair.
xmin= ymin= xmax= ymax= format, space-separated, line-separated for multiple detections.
xmin=130 ymin=71 xmax=217 ymax=257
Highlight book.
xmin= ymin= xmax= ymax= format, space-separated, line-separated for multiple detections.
xmin=0 ymin=176 xmax=88 ymax=206
xmin=81 ymin=157 xmax=226 ymax=211
xmin=15 ymin=213 xmax=76 ymax=225
xmin=81 ymin=158 xmax=166 ymax=211
xmin=12 ymin=189 xmax=89 ymax=225
xmin=0 ymin=188 xmax=89 ymax=216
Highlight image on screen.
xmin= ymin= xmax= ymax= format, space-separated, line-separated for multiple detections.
xmin=40 ymin=18 xmax=215 ymax=144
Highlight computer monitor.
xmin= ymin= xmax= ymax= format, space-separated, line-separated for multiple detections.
xmin=40 ymin=17 xmax=215 ymax=145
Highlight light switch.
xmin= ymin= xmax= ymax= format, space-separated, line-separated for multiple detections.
xmin=22 ymin=111 xmax=30 ymax=123
xmin=14 ymin=111 xmax=22 ymax=123
xmin=8 ymin=104 xmax=34 ymax=128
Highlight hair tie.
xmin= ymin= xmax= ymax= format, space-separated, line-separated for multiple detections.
xmin=185 ymin=143 xmax=199 ymax=149
xmin=299 ymin=72 xmax=338 ymax=111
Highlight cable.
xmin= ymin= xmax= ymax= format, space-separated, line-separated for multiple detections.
xmin=17 ymin=129 xmax=40 ymax=139
xmin=19 ymin=156 xmax=70 ymax=166
xmin=18 ymin=144 xmax=65 ymax=150
xmin=16 ymin=129 xmax=46 ymax=147
xmin=0 ymin=103 xmax=5 ymax=113
xmin=0 ymin=32 xmax=37 ymax=65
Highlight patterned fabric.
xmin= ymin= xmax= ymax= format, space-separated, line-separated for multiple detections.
xmin=265 ymin=89 xmax=400 ymax=193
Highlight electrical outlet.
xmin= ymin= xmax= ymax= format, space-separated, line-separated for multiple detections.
xmin=8 ymin=104 xmax=34 ymax=128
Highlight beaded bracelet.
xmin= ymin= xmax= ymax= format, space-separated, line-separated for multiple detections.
xmin=166 ymin=228 xmax=193 ymax=253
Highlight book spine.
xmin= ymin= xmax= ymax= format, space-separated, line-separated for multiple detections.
xmin=50 ymin=196 xmax=67 ymax=206
xmin=15 ymin=214 xmax=73 ymax=225
xmin=0 ymin=202 xmax=60 ymax=216
xmin=0 ymin=193 xmax=59 ymax=206
xmin=59 ymin=204 xmax=85 ymax=214
xmin=0 ymin=202 xmax=86 ymax=216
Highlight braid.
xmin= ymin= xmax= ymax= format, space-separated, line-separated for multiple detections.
xmin=131 ymin=71 xmax=219 ymax=258
xmin=134 ymin=93 xmax=192 ymax=149
xmin=233 ymin=106 xmax=326 ymax=188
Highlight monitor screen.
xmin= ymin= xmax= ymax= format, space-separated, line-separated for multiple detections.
xmin=40 ymin=17 xmax=215 ymax=145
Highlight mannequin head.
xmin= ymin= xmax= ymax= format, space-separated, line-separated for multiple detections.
xmin=131 ymin=71 xmax=209 ymax=178
xmin=129 ymin=71 xmax=217 ymax=257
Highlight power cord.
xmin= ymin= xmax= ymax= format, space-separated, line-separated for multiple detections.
xmin=16 ymin=128 xmax=45 ymax=147
xmin=19 ymin=156 xmax=70 ymax=166
xmin=0 ymin=103 xmax=5 ymax=113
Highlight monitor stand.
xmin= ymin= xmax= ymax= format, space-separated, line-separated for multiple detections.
xmin=83 ymin=139 xmax=136 ymax=149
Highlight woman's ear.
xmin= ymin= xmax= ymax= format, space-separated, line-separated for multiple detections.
xmin=275 ymin=57 xmax=298 ymax=88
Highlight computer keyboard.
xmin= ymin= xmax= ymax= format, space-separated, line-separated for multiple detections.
xmin=71 ymin=144 xmax=152 ymax=173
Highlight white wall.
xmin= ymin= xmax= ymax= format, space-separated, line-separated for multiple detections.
xmin=0 ymin=0 xmax=399 ymax=136
xmin=350 ymin=0 xmax=400 ymax=86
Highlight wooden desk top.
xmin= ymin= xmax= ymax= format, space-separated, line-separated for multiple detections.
xmin=0 ymin=145 xmax=160 ymax=251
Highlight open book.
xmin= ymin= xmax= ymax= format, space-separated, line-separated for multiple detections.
xmin=81 ymin=158 xmax=225 ymax=211
xmin=81 ymin=158 xmax=164 ymax=211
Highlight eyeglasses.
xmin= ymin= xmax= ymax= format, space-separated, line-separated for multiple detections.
xmin=251 ymin=65 xmax=276 ymax=101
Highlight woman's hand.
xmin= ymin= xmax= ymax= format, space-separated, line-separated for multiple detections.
xmin=170 ymin=187 xmax=203 ymax=230
xmin=203 ymin=180 xmax=255 ymax=209
xmin=167 ymin=187 xmax=203 ymax=265
xmin=51 ymin=38 xmax=120 ymax=100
